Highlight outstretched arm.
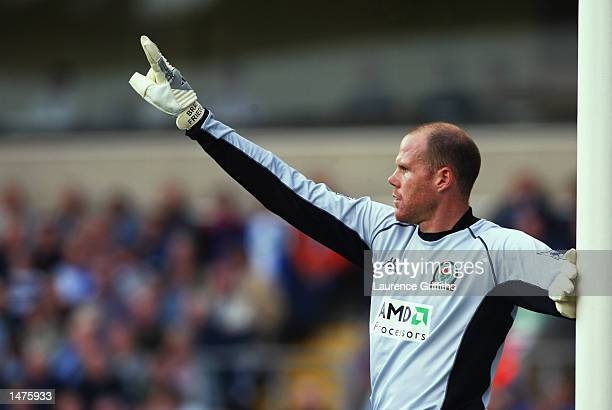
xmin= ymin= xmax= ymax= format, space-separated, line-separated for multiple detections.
xmin=128 ymin=35 xmax=394 ymax=268
xmin=185 ymin=113 xmax=394 ymax=267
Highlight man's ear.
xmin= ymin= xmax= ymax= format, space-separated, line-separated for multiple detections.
xmin=435 ymin=166 xmax=454 ymax=192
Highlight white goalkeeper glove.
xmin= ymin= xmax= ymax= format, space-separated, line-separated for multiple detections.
xmin=548 ymin=248 xmax=578 ymax=318
xmin=129 ymin=35 xmax=205 ymax=130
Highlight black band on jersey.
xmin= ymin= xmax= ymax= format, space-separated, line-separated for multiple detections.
xmin=441 ymin=294 xmax=515 ymax=410
xmin=186 ymin=120 xmax=370 ymax=268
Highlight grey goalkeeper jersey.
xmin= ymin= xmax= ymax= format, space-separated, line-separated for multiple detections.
xmin=186 ymin=112 xmax=569 ymax=410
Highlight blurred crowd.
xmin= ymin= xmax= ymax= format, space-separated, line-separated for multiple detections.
xmin=0 ymin=170 xmax=575 ymax=410
xmin=0 ymin=180 xmax=361 ymax=410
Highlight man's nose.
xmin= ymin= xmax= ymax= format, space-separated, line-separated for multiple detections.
xmin=388 ymin=173 xmax=398 ymax=187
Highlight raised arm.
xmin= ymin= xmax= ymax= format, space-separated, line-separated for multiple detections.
xmin=128 ymin=35 xmax=394 ymax=268
xmin=186 ymin=113 xmax=393 ymax=267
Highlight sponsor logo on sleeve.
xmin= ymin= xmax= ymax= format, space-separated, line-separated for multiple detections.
xmin=536 ymin=250 xmax=565 ymax=260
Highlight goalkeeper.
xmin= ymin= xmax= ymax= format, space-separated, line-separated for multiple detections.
xmin=129 ymin=36 xmax=578 ymax=410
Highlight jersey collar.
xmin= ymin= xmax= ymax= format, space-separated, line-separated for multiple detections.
xmin=418 ymin=207 xmax=480 ymax=242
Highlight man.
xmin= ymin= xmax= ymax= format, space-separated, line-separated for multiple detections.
xmin=129 ymin=36 xmax=578 ymax=410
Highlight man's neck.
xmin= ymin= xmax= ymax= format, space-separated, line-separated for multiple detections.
xmin=419 ymin=203 xmax=471 ymax=233
xmin=418 ymin=207 xmax=479 ymax=241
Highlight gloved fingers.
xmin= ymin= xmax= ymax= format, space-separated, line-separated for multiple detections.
xmin=141 ymin=35 xmax=163 ymax=73
xmin=561 ymin=259 xmax=578 ymax=280
xmin=550 ymin=252 xmax=578 ymax=319
xmin=551 ymin=293 xmax=572 ymax=302
xmin=146 ymin=68 xmax=156 ymax=82
xmin=558 ymin=275 xmax=575 ymax=295
xmin=141 ymin=35 xmax=175 ymax=84
xmin=549 ymin=276 xmax=575 ymax=301
xmin=564 ymin=248 xmax=577 ymax=264
xmin=556 ymin=301 xmax=576 ymax=319
xmin=129 ymin=72 xmax=154 ymax=98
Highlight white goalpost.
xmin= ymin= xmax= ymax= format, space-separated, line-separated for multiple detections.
xmin=576 ymin=0 xmax=612 ymax=408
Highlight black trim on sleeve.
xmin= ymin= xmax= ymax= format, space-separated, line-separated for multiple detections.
xmin=371 ymin=222 xmax=412 ymax=245
xmin=489 ymin=280 xmax=567 ymax=318
xmin=186 ymin=124 xmax=370 ymax=268
xmin=468 ymin=226 xmax=498 ymax=286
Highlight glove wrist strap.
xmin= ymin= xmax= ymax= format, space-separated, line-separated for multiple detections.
xmin=176 ymin=101 xmax=206 ymax=130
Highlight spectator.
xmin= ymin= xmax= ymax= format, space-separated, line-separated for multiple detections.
xmin=55 ymin=185 xmax=88 ymax=242
xmin=31 ymin=217 xmax=62 ymax=274
xmin=53 ymin=236 xmax=96 ymax=308
xmin=196 ymin=191 xmax=245 ymax=265
xmin=493 ymin=171 xmax=572 ymax=249
xmin=105 ymin=190 xmax=140 ymax=249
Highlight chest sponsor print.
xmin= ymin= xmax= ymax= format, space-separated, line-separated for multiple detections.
xmin=371 ymin=298 xmax=433 ymax=343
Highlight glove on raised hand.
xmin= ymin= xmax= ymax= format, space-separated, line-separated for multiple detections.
xmin=129 ymin=35 xmax=205 ymax=130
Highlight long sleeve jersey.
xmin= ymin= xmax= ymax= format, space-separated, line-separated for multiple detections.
xmin=186 ymin=111 xmax=569 ymax=410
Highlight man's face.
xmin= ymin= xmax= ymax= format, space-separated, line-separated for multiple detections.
xmin=387 ymin=132 xmax=438 ymax=224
